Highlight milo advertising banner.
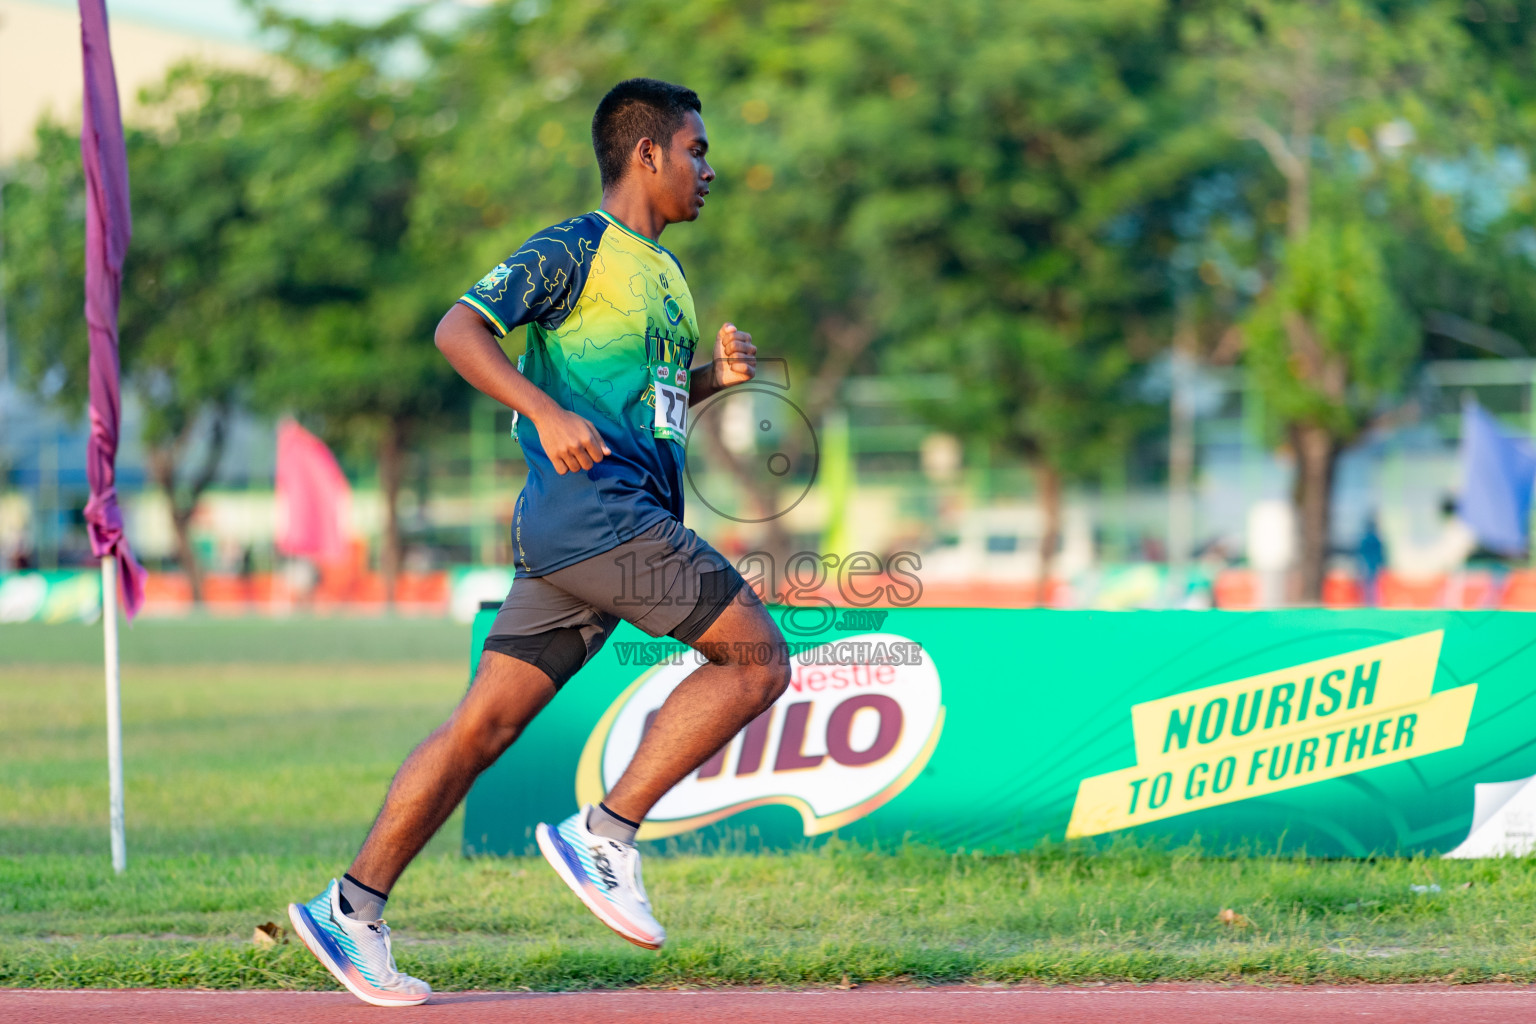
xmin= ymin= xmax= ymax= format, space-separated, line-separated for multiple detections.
xmin=462 ymin=608 xmax=1536 ymax=858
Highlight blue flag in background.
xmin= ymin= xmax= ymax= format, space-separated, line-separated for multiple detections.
xmin=1458 ymin=400 xmax=1536 ymax=556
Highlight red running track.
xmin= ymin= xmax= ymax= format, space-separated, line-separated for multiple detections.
xmin=4 ymin=985 xmax=1536 ymax=1024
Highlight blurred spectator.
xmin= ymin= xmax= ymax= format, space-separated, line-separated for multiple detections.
xmin=1358 ymin=515 xmax=1385 ymax=607
xmin=1382 ymin=497 xmax=1477 ymax=580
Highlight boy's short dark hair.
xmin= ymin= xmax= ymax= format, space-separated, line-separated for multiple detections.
xmin=592 ymin=78 xmax=702 ymax=189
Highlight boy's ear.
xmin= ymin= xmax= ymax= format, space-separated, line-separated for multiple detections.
xmin=636 ymin=136 xmax=660 ymax=175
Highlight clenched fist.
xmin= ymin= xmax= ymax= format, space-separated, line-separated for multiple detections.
xmin=536 ymin=407 xmax=610 ymax=474
xmin=714 ymin=322 xmax=757 ymax=388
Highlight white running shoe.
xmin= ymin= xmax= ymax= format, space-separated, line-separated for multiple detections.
xmin=536 ymin=804 xmax=666 ymax=950
xmin=288 ymin=879 xmax=431 ymax=1007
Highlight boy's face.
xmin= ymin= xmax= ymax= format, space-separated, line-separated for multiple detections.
xmin=653 ymin=110 xmax=714 ymax=224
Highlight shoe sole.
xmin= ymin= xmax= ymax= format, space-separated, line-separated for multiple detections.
xmin=536 ymin=822 xmax=665 ymax=950
xmin=287 ymin=901 xmax=430 ymax=1007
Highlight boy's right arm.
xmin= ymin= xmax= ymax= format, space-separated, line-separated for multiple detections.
xmin=433 ymin=304 xmax=610 ymax=475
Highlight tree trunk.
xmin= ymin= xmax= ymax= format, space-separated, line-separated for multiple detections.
xmin=1291 ymin=422 xmax=1337 ymax=603
xmin=168 ymin=499 xmax=203 ymax=605
xmin=146 ymin=446 xmax=195 ymax=601
xmin=1035 ymin=459 xmax=1062 ymax=606
xmin=378 ymin=417 xmax=405 ymax=607
xmin=803 ymin=316 xmax=875 ymax=426
xmin=1167 ymin=316 xmax=1198 ymax=585
xmin=145 ymin=411 xmax=227 ymax=605
xmin=1241 ymin=25 xmax=1337 ymax=603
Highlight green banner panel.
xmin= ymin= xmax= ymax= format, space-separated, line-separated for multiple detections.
xmin=0 ymin=571 xmax=102 ymax=624
xmin=462 ymin=608 xmax=1536 ymax=858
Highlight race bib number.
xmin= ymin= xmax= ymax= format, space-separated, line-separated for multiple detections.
xmin=653 ymin=377 xmax=688 ymax=441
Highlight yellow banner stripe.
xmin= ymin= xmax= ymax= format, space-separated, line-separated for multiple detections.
xmin=1067 ymin=684 xmax=1476 ymax=839
xmin=1129 ymin=631 xmax=1442 ymax=764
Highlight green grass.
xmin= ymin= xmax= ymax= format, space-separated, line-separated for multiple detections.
xmin=4 ymin=619 xmax=1536 ymax=989
xmin=0 ymin=616 xmax=469 ymax=666
xmin=0 ymin=655 xmax=470 ymax=858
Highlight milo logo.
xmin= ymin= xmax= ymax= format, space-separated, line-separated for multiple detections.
xmin=577 ymin=633 xmax=944 ymax=838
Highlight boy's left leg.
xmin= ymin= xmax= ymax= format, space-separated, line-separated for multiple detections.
xmin=289 ymin=573 xmax=617 ymax=1006
xmin=600 ymin=591 xmax=788 ymax=822
xmin=288 ymin=650 xmax=560 ymax=1007
xmin=533 ymin=519 xmax=790 ymax=949
xmin=346 ymin=649 xmax=563 ymax=893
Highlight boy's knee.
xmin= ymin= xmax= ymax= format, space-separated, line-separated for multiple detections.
xmin=748 ymin=648 xmax=791 ymax=707
xmin=453 ymin=707 xmax=521 ymax=766
xmin=767 ymin=656 xmax=791 ymax=702
xmin=701 ymin=631 xmax=790 ymax=707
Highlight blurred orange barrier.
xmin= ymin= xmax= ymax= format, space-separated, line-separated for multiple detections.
xmin=1501 ymin=570 xmax=1536 ymax=610
xmin=246 ymin=572 xmax=296 ymax=604
xmin=1446 ymin=571 xmax=1503 ymax=610
xmin=131 ymin=569 xmax=450 ymax=613
xmin=1321 ymin=571 xmax=1364 ymax=608
xmin=1378 ymin=571 xmax=1446 ymax=609
xmin=396 ymin=572 xmax=450 ymax=605
xmin=141 ymin=572 xmax=192 ymax=612
xmin=313 ymin=565 xmax=360 ymax=604
xmin=349 ymin=573 xmax=388 ymax=604
xmin=1212 ymin=569 xmax=1256 ymax=610
xmin=202 ymin=574 xmax=249 ymax=610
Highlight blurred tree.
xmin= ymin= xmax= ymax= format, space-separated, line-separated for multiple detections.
xmin=416 ymin=0 xmax=1221 ymax=591
xmin=1401 ymin=3 xmax=1536 ymax=364
xmin=777 ymin=0 xmax=1215 ymax=590
xmin=3 ymin=72 xmax=278 ymax=600
xmin=13 ymin=0 xmax=1530 ymax=611
xmin=4 ymin=20 xmax=469 ymax=602
xmin=1191 ymin=0 xmax=1491 ymax=599
xmin=240 ymin=10 xmax=473 ymax=602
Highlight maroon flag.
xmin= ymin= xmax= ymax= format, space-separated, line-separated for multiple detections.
xmin=79 ymin=0 xmax=145 ymax=618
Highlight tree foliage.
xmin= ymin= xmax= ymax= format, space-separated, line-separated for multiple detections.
xmin=7 ymin=0 xmax=1536 ymax=599
xmin=1187 ymin=0 xmax=1509 ymax=597
xmin=4 ymin=72 xmax=279 ymax=597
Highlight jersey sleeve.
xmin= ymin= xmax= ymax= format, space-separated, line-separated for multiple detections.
xmin=457 ymin=218 xmax=602 ymax=337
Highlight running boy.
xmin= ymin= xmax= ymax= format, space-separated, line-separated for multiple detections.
xmin=288 ymin=78 xmax=789 ymax=1007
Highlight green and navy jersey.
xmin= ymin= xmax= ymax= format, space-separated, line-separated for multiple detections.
xmin=458 ymin=210 xmax=701 ymax=576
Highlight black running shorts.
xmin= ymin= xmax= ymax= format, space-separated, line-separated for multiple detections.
xmin=481 ymin=517 xmax=750 ymax=688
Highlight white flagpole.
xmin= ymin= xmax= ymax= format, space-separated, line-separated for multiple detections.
xmin=102 ymin=555 xmax=126 ymax=874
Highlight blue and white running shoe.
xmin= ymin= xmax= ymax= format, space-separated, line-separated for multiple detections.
xmin=288 ymin=879 xmax=431 ymax=1007
xmin=536 ymin=804 xmax=666 ymax=950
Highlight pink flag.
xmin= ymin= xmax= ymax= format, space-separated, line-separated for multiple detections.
xmin=79 ymin=0 xmax=145 ymax=618
xmin=275 ymin=420 xmax=353 ymax=565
